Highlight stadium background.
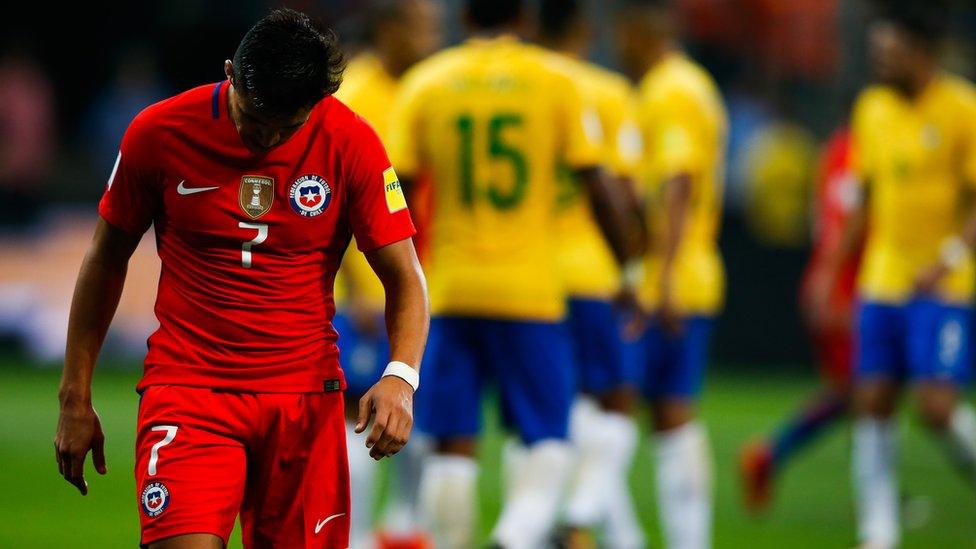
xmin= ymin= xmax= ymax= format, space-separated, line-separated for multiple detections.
xmin=0 ymin=0 xmax=974 ymax=546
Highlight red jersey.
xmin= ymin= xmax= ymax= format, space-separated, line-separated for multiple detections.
xmin=99 ymin=82 xmax=415 ymax=393
xmin=801 ymin=127 xmax=860 ymax=309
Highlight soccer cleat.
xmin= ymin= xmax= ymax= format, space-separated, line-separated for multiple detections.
xmin=374 ymin=531 xmax=434 ymax=549
xmin=739 ymin=438 xmax=775 ymax=514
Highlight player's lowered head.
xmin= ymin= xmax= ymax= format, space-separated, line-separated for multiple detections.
xmin=223 ymin=8 xmax=344 ymax=154
xmin=869 ymin=4 xmax=947 ymax=98
xmin=463 ymin=0 xmax=527 ymax=37
xmin=613 ymin=0 xmax=677 ymax=83
xmin=368 ymin=0 xmax=443 ymax=78
xmin=538 ymin=0 xmax=591 ymax=58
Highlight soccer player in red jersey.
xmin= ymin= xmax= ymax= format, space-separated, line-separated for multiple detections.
xmin=53 ymin=9 xmax=429 ymax=549
xmin=739 ymin=127 xmax=861 ymax=512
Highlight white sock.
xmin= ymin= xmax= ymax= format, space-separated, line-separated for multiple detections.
xmin=492 ymin=440 xmax=574 ymax=549
xmin=853 ymin=417 xmax=898 ymax=548
xmin=565 ymin=397 xmax=607 ymax=527
xmin=418 ymin=454 xmax=478 ymax=549
xmin=655 ymin=422 xmax=712 ymax=549
xmin=501 ymin=436 xmax=529 ymax=500
xmin=383 ymin=433 xmax=431 ymax=533
xmin=943 ymin=403 xmax=976 ymax=490
xmin=346 ymin=421 xmax=378 ymax=548
xmin=601 ymin=412 xmax=645 ymax=549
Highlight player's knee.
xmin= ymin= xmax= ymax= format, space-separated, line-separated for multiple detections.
xmin=598 ymin=386 xmax=637 ymax=415
xmin=436 ymin=437 xmax=477 ymax=457
xmin=650 ymin=400 xmax=694 ymax=432
xmin=853 ymin=382 xmax=897 ymax=418
xmin=916 ymin=388 xmax=957 ymax=432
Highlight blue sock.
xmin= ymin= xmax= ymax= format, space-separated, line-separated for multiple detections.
xmin=770 ymin=392 xmax=847 ymax=471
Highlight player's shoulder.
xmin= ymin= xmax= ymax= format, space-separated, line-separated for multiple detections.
xmin=852 ymin=85 xmax=896 ymax=119
xmin=399 ymin=45 xmax=469 ymax=93
xmin=319 ymin=96 xmax=381 ymax=143
xmin=335 ymin=53 xmax=384 ymax=101
xmin=934 ymin=72 xmax=976 ymax=109
xmin=639 ymin=54 xmax=720 ymax=110
xmin=125 ymin=83 xmax=220 ymax=141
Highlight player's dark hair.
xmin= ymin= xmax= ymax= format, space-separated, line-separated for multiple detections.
xmin=539 ymin=0 xmax=582 ymax=41
xmin=466 ymin=0 xmax=522 ymax=30
xmin=874 ymin=2 xmax=948 ymax=53
xmin=232 ymin=8 xmax=345 ymax=117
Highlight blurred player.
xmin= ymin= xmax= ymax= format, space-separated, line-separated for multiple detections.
xmin=534 ymin=1 xmax=646 ymax=547
xmin=53 ymin=9 xmax=428 ymax=549
xmin=388 ymin=0 xmax=642 ymax=546
xmin=811 ymin=7 xmax=976 ymax=548
xmin=739 ymin=126 xmax=860 ymax=512
xmin=617 ymin=3 xmax=727 ymax=548
xmin=332 ymin=0 xmax=442 ymax=545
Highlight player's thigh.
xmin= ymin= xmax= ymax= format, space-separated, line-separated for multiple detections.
xmin=147 ymin=533 xmax=224 ymax=549
xmin=855 ymin=301 xmax=905 ymax=382
xmin=136 ymin=386 xmax=247 ymax=548
xmin=414 ymin=316 xmax=483 ymax=440
xmin=567 ymin=298 xmax=632 ymax=396
xmin=906 ymin=299 xmax=973 ymax=385
xmin=485 ymin=319 xmax=576 ymax=444
xmin=241 ymin=392 xmax=349 ymax=549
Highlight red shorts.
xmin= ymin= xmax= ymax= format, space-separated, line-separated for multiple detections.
xmin=135 ymin=385 xmax=350 ymax=548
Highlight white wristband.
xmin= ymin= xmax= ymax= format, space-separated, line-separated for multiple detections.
xmin=940 ymin=236 xmax=968 ymax=269
xmin=383 ymin=361 xmax=419 ymax=392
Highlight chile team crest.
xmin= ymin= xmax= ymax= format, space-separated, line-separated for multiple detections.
xmin=141 ymin=481 xmax=170 ymax=517
xmin=289 ymin=174 xmax=332 ymax=217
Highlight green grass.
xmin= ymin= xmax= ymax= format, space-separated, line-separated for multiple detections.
xmin=1 ymin=363 xmax=973 ymax=548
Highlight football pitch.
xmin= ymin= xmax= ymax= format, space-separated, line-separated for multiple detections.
xmin=2 ymin=362 xmax=973 ymax=548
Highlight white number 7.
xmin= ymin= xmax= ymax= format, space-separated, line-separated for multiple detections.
xmin=148 ymin=425 xmax=178 ymax=476
xmin=238 ymin=222 xmax=268 ymax=268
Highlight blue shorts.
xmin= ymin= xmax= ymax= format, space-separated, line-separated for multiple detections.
xmin=334 ymin=312 xmax=389 ymax=397
xmin=566 ymin=298 xmax=636 ymax=394
xmin=857 ymin=299 xmax=973 ymax=384
xmin=635 ymin=317 xmax=714 ymax=399
xmin=415 ymin=316 xmax=576 ymax=444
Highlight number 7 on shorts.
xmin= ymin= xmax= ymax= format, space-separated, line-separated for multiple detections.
xmin=148 ymin=425 xmax=178 ymax=476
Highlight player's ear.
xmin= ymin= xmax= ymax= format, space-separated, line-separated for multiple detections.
xmin=224 ymin=60 xmax=235 ymax=83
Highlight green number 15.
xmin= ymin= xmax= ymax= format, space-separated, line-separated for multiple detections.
xmin=456 ymin=113 xmax=528 ymax=209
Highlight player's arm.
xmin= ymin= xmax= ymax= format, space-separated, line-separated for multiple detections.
xmin=578 ymin=166 xmax=646 ymax=265
xmin=354 ymin=238 xmax=429 ymax=461
xmin=657 ymin=172 xmax=692 ymax=333
xmin=56 ymin=218 xmax=142 ymax=494
xmin=808 ymin=185 xmax=868 ymax=318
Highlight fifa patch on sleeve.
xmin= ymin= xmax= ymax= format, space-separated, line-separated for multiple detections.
xmin=383 ymin=167 xmax=407 ymax=213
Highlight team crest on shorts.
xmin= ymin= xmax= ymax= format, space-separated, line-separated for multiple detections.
xmin=141 ymin=481 xmax=170 ymax=517
xmin=239 ymin=175 xmax=274 ymax=219
xmin=289 ymin=174 xmax=332 ymax=217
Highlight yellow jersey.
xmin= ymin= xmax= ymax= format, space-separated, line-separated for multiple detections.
xmin=637 ymin=53 xmax=727 ymax=315
xmin=554 ymin=56 xmax=640 ymax=299
xmin=333 ymin=53 xmax=396 ymax=309
xmin=851 ymin=73 xmax=976 ymax=304
xmin=388 ymin=36 xmax=602 ymax=320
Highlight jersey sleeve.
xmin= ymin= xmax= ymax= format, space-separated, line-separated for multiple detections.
xmin=386 ymin=72 xmax=427 ymax=179
xmin=555 ymin=73 xmax=603 ymax=170
xmin=849 ymin=91 xmax=875 ymax=187
xmin=344 ymin=118 xmax=417 ymax=252
xmin=959 ymin=91 xmax=976 ymax=189
xmin=603 ymin=87 xmax=643 ymax=179
xmin=646 ymin=89 xmax=702 ymax=181
xmin=97 ymin=116 xmax=161 ymax=235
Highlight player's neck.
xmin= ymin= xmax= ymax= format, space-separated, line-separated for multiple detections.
xmin=539 ymin=36 xmax=587 ymax=59
xmin=376 ymin=49 xmax=411 ymax=80
xmin=905 ymin=66 xmax=937 ymax=100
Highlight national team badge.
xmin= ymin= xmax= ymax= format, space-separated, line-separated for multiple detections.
xmin=141 ymin=481 xmax=170 ymax=517
xmin=239 ymin=175 xmax=274 ymax=219
xmin=289 ymin=174 xmax=332 ymax=218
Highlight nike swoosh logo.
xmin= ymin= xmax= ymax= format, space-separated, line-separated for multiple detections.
xmin=176 ymin=180 xmax=220 ymax=195
xmin=314 ymin=513 xmax=346 ymax=534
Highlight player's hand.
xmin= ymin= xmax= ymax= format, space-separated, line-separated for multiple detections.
xmin=803 ymin=266 xmax=833 ymax=332
xmin=914 ymin=261 xmax=949 ymax=296
xmin=54 ymin=398 xmax=107 ymax=495
xmin=356 ymin=375 xmax=414 ymax=461
xmin=615 ymin=285 xmax=647 ymax=341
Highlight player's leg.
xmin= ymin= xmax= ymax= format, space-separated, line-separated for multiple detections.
xmin=135 ymin=386 xmax=247 ymax=549
xmin=907 ymin=300 xmax=976 ymax=490
xmin=487 ymin=319 xmax=576 ymax=549
xmin=335 ymin=311 xmax=383 ymax=547
xmin=562 ymin=298 xmax=643 ymax=549
xmin=414 ymin=317 xmax=482 ymax=549
xmin=851 ymin=302 xmax=903 ymax=549
xmin=239 ymin=390 xmax=350 ymax=549
xmin=646 ymin=317 xmax=714 ymax=549
xmin=740 ymin=328 xmax=851 ymax=512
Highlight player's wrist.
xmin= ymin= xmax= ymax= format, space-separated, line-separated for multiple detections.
xmin=382 ymin=360 xmax=419 ymax=392
xmin=940 ymin=235 xmax=968 ymax=269
xmin=621 ymin=260 xmax=644 ymax=291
